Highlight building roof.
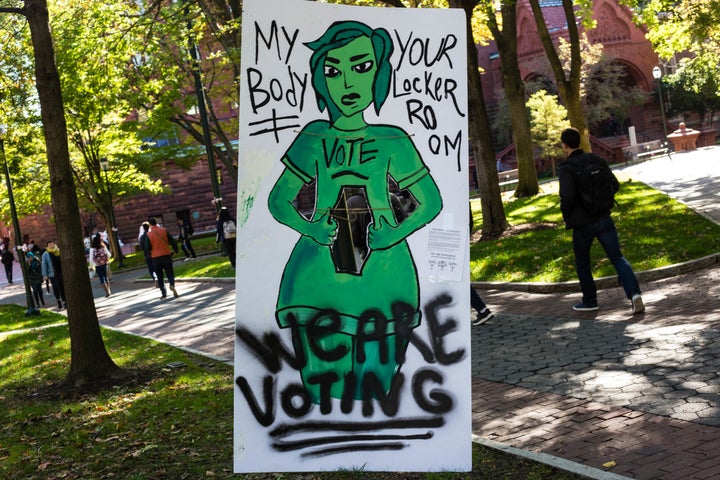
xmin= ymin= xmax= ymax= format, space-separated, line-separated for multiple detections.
xmin=540 ymin=4 xmax=568 ymax=32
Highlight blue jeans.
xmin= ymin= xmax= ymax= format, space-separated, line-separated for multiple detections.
xmin=95 ymin=264 xmax=109 ymax=285
xmin=572 ymin=216 xmax=641 ymax=304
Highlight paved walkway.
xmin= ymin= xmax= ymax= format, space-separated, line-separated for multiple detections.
xmin=2 ymin=146 xmax=718 ymax=479
xmin=470 ymin=146 xmax=720 ymax=479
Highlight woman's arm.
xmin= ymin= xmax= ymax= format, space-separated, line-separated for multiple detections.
xmin=41 ymin=253 xmax=50 ymax=278
xmin=367 ymin=173 xmax=442 ymax=251
xmin=268 ymin=168 xmax=337 ymax=245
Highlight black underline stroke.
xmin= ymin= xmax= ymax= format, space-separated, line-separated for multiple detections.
xmin=272 ymin=431 xmax=433 ymax=452
xmin=269 ymin=415 xmax=445 ymax=439
xmin=302 ymin=441 xmax=406 ymax=458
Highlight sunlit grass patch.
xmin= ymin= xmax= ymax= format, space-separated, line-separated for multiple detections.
xmin=0 ymin=304 xmax=66 ymax=333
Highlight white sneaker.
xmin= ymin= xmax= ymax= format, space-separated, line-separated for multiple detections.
xmin=632 ymin=293 xmax=645 ymax=314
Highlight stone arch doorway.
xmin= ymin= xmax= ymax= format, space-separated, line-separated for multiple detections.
xmin=583 ymin=59 xmax=651 ymax=138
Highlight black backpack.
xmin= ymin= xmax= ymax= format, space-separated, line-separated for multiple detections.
xmin=574 ymin=154 xmax=620 ymax=215
xmin=50 ymin=252 xmax=62 ymax=275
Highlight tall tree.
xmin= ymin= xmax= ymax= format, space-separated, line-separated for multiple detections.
xmin=449 ymin=0 xmax=508 ymax=236
xmin=0 ymin=0 xmax=124 ymax=385
xmin=527 ymin=0 xmax=591 ymax=151
xmin=636 ymin=0 xmax=720 ymax=60
xmin=0 ymin=7 xmax=52 ymax=221
xmin=52 ymin=0 xmax=164 ymax=257
xmin=125 ymin=0 xmax=241 ymax=185
xmin=479 ymin=0 xmax=538 ymax=197
xmin=0 ymin=0 xmax=166 ymax=255
xmin=634 ymin=0 xmax=720 ymax=127
xmin=664 ymin=54 xmax=720 ymax=127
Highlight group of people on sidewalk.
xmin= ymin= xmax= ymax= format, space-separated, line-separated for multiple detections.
xmin=0 ymin=206 xmax=238 ymax=307
xmin=0 ymin=236 xmax=67 ymax=310
xmin=472 ymin=127 xmax=645 ymax=325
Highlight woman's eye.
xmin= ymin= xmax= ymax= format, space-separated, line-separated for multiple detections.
xmin=352 ymin=60 xmax=373 ymax=74
xmin=324 ymin=65 xmax=340 ymax=78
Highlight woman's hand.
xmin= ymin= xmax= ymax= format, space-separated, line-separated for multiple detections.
xmin=367 ymin=215 xmax=401 ymax=251
xmin=303 ymin=212 xmax=338 ymax=245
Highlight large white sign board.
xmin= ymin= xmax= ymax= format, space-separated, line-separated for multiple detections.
xmin=234 ymin=0 xmax=470 ymax=472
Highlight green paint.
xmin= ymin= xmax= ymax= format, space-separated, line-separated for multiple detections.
xmin=268 ymin=21 xmax=443 ymax=403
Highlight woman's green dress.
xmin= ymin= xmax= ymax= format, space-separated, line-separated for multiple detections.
xmin=273 ymin=120 xmax=436 ymax=402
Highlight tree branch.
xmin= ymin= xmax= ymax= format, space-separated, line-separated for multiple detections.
xmin=0 ymin=7 xmax=25 ymax=15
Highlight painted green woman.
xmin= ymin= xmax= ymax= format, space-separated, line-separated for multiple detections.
xmin=268 ymin=21 xmax=442 ymax=405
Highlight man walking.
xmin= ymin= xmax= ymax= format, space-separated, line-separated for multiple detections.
xmin=558 ymin=127 xmax=644 ymax=313
xmin=143 ymin=218 xmax=179 ymax=299
xmin=177 ymin=218 xmax=197 ymax=261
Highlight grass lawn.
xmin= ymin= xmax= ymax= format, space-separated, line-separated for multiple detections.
xmin=0 ymin=307 xmax=585 ymax=480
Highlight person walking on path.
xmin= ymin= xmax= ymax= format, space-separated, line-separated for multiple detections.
xmin=138 ymin=222 xmax=157 ymax=288
xmin=215 ymin=207 xmax=236 ymax=268
xmin=41 ymin=241 xmax=66 ymax=309
xmin=26 ymin=251 xmax=45 ymax=307
xmin=89 ymin=234 xmax=112 ymax=297
xmin=143 ymin=218 xmax=179 ymax=299
xmin=176 ymin=218 xmax=196 ymax=261
xmin=558 ymin=127 xmax=644 ymax=313
xmin=471 ymin=287 xmax=494 ymax=325
xmin=1 ymin=237 xmax=14 ymax=284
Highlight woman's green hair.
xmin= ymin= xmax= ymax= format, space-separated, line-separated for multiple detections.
xmin=305 ymin=21 xmax=394 ymax=122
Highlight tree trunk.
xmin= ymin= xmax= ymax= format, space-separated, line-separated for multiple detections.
xmin=494 ymin=0 xmax=539 ymax=197
xmin=450 ymin=0 xmax=508 ymax=238
xmin=528 ymin=0 xmax=591 ymax=151
xmin=23 ymin=0 xmax=123 ymax=386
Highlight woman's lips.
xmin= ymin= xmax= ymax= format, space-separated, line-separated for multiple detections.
xmin=341 ymin=93 xmax=360 ymax=105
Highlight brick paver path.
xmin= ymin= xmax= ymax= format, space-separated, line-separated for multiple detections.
xmin=471 ymin=265 xmax=720 ymax=479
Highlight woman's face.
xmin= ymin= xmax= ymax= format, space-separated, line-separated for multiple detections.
xmin=323 ymin=36 xmax=377 ymax=118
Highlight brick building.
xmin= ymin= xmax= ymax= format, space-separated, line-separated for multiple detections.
xmin=477 ymin=0 xmax=661 ymax=129
xmin=1 ymin=155 xmax=237 ymax=251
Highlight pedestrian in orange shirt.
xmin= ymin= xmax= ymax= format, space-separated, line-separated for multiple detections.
xmin=142 ymin=218 xmax=179 ymax=299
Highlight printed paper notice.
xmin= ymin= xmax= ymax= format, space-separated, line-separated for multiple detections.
xmin=427 ymin=227 xmax=465 ymax=282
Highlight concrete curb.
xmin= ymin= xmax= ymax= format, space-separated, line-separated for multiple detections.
xmin=472 ymin=252 xmax=720 ymax=293
xmin=472 ymin=436 xmax=633 ymax=480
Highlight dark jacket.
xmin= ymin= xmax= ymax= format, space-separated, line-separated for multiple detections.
xmin=558 ymin=149 xmax=618 ymax=229
xmin=177 ymin=223 xmax=194 ymax=241
xmin=1 ymin=249 xmax=14 ymax=265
